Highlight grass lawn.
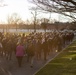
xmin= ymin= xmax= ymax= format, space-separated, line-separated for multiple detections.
xmin=35 ymin=41 xmax=76 ymax=75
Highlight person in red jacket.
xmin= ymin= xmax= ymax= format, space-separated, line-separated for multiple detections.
xmin=16 ymin=42 xmax=25 ymax=67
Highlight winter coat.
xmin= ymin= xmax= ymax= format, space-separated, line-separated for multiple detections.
xmin=16 ymin=45 xmax=25 ymax=56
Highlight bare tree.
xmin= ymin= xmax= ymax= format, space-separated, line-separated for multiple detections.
xmin=30 ymin=7 xmax=40 ymax=32
xmin=7 ymin=13 xmax=22 ymax=31
xmin=41 ymin=18 xmax=49 ymax=33
xmin=29 ymin=0 xmax=76 ymax=20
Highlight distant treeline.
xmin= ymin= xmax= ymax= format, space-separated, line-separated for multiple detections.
xmin=0 ymin=24 xmax=41 ymax=29
xmin=0 ymin=23 xmax=74 ymax=30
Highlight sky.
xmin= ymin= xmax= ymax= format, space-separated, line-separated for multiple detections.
xmin=0 ymin=0 xmax=71 ymax=23
xmin=0 ymin=0 xmax=33 ymax=23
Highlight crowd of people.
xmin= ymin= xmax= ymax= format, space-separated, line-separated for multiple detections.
xmin=0 ymin=31 xmax=74 ymax=67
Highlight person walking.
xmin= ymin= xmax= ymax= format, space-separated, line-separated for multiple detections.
xmin=27 ymin=41 xmax=35 ymax=68
xmin=16 ymin=42 xmax=25 ymax=67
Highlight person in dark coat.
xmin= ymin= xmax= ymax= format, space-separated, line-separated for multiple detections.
xmin=42 ymin=38 xmax=48 ymax=61
xmin=26 ymin=41 xmax=35 ymax=68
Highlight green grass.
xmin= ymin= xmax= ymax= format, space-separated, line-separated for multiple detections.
xmin=35 ymin=40 xmax=76 ymax=75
